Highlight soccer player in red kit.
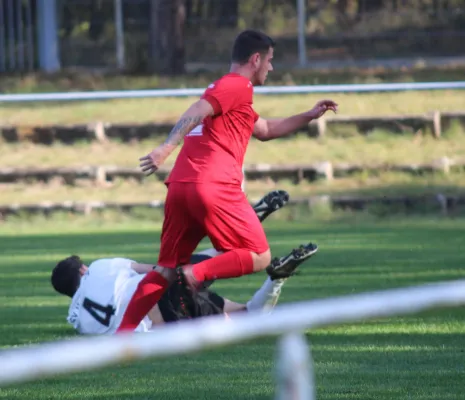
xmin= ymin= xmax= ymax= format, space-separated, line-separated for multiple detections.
xmin=116 ymin=30 xmax=337 ymax=332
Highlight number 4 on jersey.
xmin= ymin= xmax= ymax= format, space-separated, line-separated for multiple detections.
xmin=83 ymin=297 xmax=115 ymax=327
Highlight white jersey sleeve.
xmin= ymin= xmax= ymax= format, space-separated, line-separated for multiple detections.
xmin=67 ymin=258 xmax=148 ymax=335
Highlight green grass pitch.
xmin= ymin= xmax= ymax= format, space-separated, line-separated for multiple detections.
xmin=0 ymin=218 xmax=465 ymax=400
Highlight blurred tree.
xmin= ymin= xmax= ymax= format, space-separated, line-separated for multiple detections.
xmin=23 ymin=0 xmax=465 ymax=73
xmin=88 ymin=0 xmax=105 ymax=41
xmin=149 ymin=0 xmax=186 ymax=75
xmin=357 ymin=0 xmax=384 ymax=15
xmin=185 ymin=0 xmax=238 ymax=27
xmin=217 ymin=0 xmax=239 ymax=28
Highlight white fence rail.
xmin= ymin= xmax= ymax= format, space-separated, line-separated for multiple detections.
xmin=1 ymin=279 xmax=465 ymax=400
xmin=1 ymin=81 xmax=465 ymax=103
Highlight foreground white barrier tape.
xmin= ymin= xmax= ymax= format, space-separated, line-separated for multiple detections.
xmin=275 ymin=332 xmax=315 ymax=400
xmin=1 ymin=279 xmax=465 ymax=386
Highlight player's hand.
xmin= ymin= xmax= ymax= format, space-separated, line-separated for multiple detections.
xmin=139 ymin=146 xmax=168 ymax=176
xmin=307 ymin=100 xmax=338 ymax=120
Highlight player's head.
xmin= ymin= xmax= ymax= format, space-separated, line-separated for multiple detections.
xmin=51 ymin=255 xmax=87 ymax=298
xmin=231 ymin=30 xmax=275 ymax=86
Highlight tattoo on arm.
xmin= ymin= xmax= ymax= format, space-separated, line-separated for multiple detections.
xmin=164 ymin=116 xmax=204 ymax=147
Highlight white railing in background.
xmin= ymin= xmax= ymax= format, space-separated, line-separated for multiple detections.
xmin=1 ymin=279 xmax=465 ymax=400
xmin=1 ymin=81 xmax=465 ymax=103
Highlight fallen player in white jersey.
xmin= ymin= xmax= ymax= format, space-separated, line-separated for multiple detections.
xmin=52 ymin=244 xmax=317 ymax=335
xmin=50 ymin=191 xmax=318 ymax=335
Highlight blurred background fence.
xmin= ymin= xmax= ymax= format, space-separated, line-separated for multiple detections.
xmin=1 ymin=0 xmax=465 ymax=74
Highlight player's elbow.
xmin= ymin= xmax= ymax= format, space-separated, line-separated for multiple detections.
xmin=253 ymin=129 xmax=271 ymax=142
xmin=253 ymin=132 xmax=267 ymax=142
xmin=253 ymin=118 xmax=272 ymax=142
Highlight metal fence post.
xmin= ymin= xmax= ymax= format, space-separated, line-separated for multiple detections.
xmin=7 ymin=0 xmax=15 ymax=70
xmin=0 ymin=0 xmax=5 ymax=72
xmin=114 ymin=0 xmax=125 ymax=70
xmin=297 ymin=0 xmax=307 ymax=67
xmin=25 ymin=0 xmax=34 ymax=71
xmin=37 ymin=0 xmax=60 ymax=72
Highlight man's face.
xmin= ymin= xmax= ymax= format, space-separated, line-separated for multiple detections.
xmin=252 ymin=47 xmax=274 ymax=86
xmin=79 ymin=265 xmax=88 ymax=276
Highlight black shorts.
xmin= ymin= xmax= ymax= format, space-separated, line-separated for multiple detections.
xmin=157 ymin=253 xmax=225 ymax=323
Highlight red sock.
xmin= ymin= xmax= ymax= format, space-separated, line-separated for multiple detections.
xmin=116 ymin=271 xmax=169 ymax=333
xmin=192 ymin=249 xmax=254 ymax=281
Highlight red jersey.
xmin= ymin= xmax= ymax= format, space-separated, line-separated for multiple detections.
xmin=166 ymin=73 xmax=259 ymax=186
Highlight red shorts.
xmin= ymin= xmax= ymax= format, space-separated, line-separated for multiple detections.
xmin=157 ymin=182 xmax=269 ymax=268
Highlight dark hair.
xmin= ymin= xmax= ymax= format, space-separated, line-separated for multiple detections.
xmin=231 ymin=30 xmax=276 ymax=65
xmin=51 ymin=255 xmax=83 ymax=297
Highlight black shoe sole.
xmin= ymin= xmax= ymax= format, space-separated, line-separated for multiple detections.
xmin=266 ymin=243 xmax=318 ymax=280
xmin=254 ymin=190 xmax=290 ymax=222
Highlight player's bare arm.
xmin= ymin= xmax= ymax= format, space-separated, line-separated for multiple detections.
xmin=139 ymin=99 xmax=215 ymax=176
xmin=253 ymin=100 xmax=338 ymax=142
xmin=130 ymin=262 xmax=156 ymax=274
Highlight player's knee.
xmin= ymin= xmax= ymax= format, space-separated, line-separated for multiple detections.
xmin=252 ymin=249 xmax=271 ymax=272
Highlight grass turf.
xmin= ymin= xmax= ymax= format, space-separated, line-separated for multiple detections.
xmin=1 ymin=90 xmax=465 ymax=126
xmin=3 ymin=129 xmax=465 ymax=206
xmin=1 ymin=171 xmax=465 ymax=206
xmin=2 ymin=130 xmax=465 ymax=206
xmin=2 ymin=129 xmax=465 ymax=169
xmin=0 ymin=217 xmax=464 ymax=399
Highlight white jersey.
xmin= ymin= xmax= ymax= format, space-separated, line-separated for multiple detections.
xmin=67 ymin=258 xmax=152 ymax=335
